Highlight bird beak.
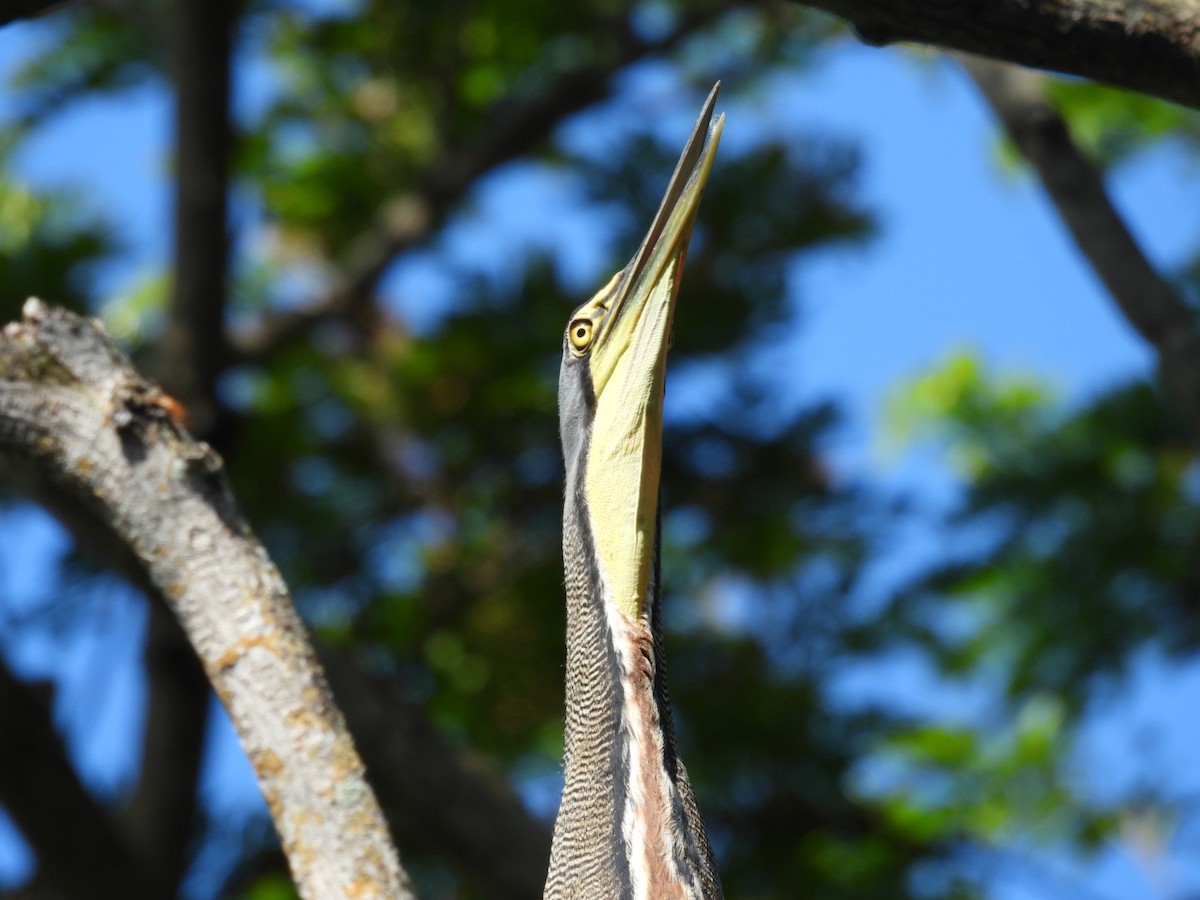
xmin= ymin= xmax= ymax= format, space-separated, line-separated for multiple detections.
xmin=588 ymin=84 xmax=725 ymax=397
xmin=584 ymin=84 xmax=724 ymax=622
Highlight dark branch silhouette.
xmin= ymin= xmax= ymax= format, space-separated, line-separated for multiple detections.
xmin=961 ymin=54 xmax=1200 ymax=435
xmin=799 ymin=0 xmax=1200 ymax=110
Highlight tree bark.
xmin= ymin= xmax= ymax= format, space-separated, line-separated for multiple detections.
xmin=117 ymin=4 xmax=239 ymax=884
xmin=0 ymin=414 xmax=554 ymax=896
xmin=0 ymin=300 xmax=414 ymax=900
xmin=798 ymin=0 xmax=1200 ymax=111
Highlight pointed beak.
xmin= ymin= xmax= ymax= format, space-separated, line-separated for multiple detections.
xmin=588 ymin=83 xmax=725 ymax=397
xmin=584 ymin=84 xmax=724 ymax=621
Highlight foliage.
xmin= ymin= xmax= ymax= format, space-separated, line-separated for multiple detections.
xmin=889 ymin=355 xmax=1199 ymax=705
xmin=872 ymin=352 xmax=1199 ymax=882
xmin=0 ymin=164 xmax=117 ymax=318
xmin=1044 ymin=80 xmax=1200 ymax=165
xmin=0 ymin=1 xmax=1198 ymax=899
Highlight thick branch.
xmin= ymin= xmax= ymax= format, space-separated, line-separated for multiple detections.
xmin=0 ymin=440 xmax=553 ymax=895
xmin=799 ymin=0 xmax=1200 ymax=111
xmin=0 ymin=300 xmax=413 ymax=900
xmin=121 ymin=2 xmax=236 ymax=878
xmin=0 ymin=656 xmax=158 ymax=898
xmin=960 ymin=55 xmax=1200 ymax=434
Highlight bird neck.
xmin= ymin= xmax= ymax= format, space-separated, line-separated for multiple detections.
xmin=546 ymin=480 xmax=721 ymax=899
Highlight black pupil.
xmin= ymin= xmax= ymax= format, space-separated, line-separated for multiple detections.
xmin=576 ymin=328 xmax=585 ymax=338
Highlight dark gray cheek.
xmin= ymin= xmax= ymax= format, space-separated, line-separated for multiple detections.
xmin=558 ymin=356 xmax=594 ymax=480
xmin=558 ymin=392 xmax=587 ymax=469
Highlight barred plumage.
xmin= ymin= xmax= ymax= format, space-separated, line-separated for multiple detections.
xmin=545 ymin=452 xmax=721 ymax=899
xmin=546 ymin=85 xmax=725 ymax=900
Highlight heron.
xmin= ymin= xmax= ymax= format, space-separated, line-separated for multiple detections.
xmin=545 ymin=85 xmax=725 ymax=899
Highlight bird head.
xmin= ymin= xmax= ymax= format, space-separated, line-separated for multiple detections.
xmin=558 ymin=85 xmax=724 ymax=622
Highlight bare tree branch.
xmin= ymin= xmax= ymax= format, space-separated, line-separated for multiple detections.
xmin=0 ymin=656 xmax=159 ymax=899
xmin=799 ymin=0 xmax=1200 ymax=111
xmin=117 ymin=3 xmax=239 ymax=881
xmin=959 ymin=54 xmax=1200 ymax=434
xmin=0 ymin=300 xmax=414 ymax=900
xmin=0 ymin=430 xmax=555 ymax=895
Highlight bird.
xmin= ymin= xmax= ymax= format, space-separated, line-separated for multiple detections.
xmin=545 ymin=84 xmax=725 ymax=900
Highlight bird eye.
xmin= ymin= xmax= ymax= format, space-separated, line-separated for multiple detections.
xmin=568 ymin=318 xmax=594 ymax=354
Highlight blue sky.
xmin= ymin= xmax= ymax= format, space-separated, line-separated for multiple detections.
xmin=1 ymin=12 xmax=1199 ymax=899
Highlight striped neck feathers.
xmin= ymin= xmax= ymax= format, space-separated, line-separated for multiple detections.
xmin=558 ymin=476 xmax=708 ymax=899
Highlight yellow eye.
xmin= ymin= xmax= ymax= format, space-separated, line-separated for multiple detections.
xmin=568 ymin=318 xmax=594 ymax=354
